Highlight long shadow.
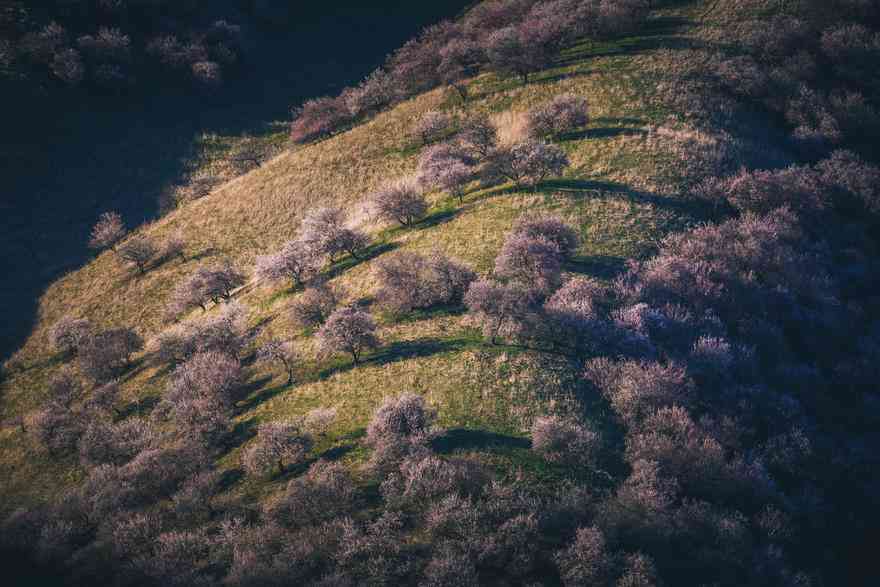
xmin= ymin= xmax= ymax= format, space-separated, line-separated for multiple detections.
xmin=565 ymin=255 xmax=629 ymax=279
xmin=560 ymin=126 xmax=647 ymax=141
xmin=431 ymin=428 xmax=531 ymax=454
xmin=238 ymin=381 xmax=290 ymax=413
xmin=323 ymin=242 xmax=398 ymax=281
xmin=415 ymin=207 xmax=461 ymax=230
xmin=316 ymin=336 xmax=474 ymax=380
xmin=0 ymin=0 xmax=475 ymax=362
xmin=117 ymin=395 xmax=160 ymax=420
xmin=236 ymin=376 xmax=275 ymax=410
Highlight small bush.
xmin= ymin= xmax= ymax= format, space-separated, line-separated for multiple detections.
xmin=315 ymin=306 xmax=379 ymax=364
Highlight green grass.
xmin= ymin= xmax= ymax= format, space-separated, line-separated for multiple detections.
xmin=0 ymin=1 xmax=712 ymax=515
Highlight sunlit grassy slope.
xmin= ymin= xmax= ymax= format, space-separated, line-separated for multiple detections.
xmin=0 ymin=1 xmax=712 ymax=512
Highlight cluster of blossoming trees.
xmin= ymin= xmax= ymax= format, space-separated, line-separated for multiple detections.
xmin=7 ymin=0 xmax=880 ymax=584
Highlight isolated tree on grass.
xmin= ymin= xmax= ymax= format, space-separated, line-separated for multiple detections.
xmin=371 ymin=180 xmax=429 ymax=227
xmin=526 ymin=93 xmax=590 ymax=138
xmin=374 ymin=251 xmax=476 ymax=313
xmin=168 ymin=262 xmax=246 ymax=317
xmin=254 ymin=239 xmax=320 ymax=289
xmin=49 ymin=315 xmax=93 ymax=357
xmin=494 ymin=232 xmax=564 ymax=293
xmin=315 ymin=306 xmax=379 ymax=365
xmin=299 ymin=207 xmax=370 ymax=262
xmin=257 ymin=338 xmax=297 ymax=385
xmin=366 ymin=392 xmax=437 ymax=447
xmin=89 ymin=211 xmax=126 ymax=252
xmin=484 ymin=140 xmax=569 ymax=188
xmin=117 ymin=234 xmax=158 ymax=274
xmin=242 ymin=421 xmax=314 ymax=477
xmin=438 ymin=37 xmax=484 ymax=100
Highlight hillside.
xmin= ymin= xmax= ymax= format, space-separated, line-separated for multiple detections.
xmin=2 ymin=1 xmax=879 ymax=585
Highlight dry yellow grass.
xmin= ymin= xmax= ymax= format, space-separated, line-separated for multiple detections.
xmin=0 ymin=1 xmax=708 ymax=512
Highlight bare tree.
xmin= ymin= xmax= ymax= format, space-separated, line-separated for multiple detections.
xmin=117 ymin=235 xmax=158 ymax=274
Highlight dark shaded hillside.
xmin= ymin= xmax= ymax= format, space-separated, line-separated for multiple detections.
xmin=0 ymin=0 xmax=473 ymax=360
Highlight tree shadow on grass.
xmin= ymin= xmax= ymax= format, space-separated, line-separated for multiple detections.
xmin=224 ymin=418 xmax=259 ymax=453
xmin=238 ymin=380 xmax=290 ymax=413
xmin=565 ymin=255 xmax=629 ymax=279
xmin=560 ymin=126 xmax=647 ymax=142
xmin=117 ymin=395 xmax=160 ymax=420
xmin=315 ymin=336 xmax=475 ymax=381
xmin=541 ymin=178 xmax=713 ymax=219
xmin=323 ymin=242 xmax=398 ymax=281
xmin=415 ymin=207 xmax=460 ymax=230
xmin=431 ymin=428 xmax=531 ymax=454
xmin=274 ymin=443 xmax=357 ymax=482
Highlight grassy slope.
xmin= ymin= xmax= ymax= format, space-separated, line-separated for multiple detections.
xmin=0 ymin=1 xmax=712 ymax=513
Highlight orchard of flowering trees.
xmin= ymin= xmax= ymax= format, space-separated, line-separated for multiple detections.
xmin=8 ymin=1 xmax=880 ymax=585
xmin=289 ymin=0 xmax=650 ymax=144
